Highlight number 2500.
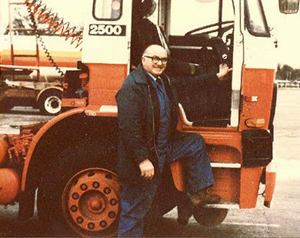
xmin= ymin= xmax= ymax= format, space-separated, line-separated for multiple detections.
xmin=89 ymin=24 xmax=125 ymax=36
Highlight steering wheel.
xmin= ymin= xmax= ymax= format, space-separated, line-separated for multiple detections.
xmin=185 ymin=21 xmax=234 ymax=38
xmin=185 ymin=21 xmax=234 ymax=67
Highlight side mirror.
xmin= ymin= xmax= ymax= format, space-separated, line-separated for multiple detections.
xmin=279 ymin=0 xmax=299 ymax=14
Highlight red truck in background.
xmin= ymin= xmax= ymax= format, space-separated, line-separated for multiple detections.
xmin=0 ymin=0 xmax=82 ymax=114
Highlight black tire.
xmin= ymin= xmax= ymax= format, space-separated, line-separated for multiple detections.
xmin=193 ymin=207 xmax=228 ymax=226
xmin=38 ymin=89 xmax=62 ymax=115
xmin=37 ymin=140 xmax=119 ymax=237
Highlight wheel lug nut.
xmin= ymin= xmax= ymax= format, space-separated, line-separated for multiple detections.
xmin=110 ymin=198 xmax=117 ymax=206
xmin=80 ymin=183 xmax=88 ymax=191
xmin=88 ymin=222 xmax=95 ymax=229
xmin=100 ymin=220 xmax=107 ymax=228
xmin=76 ymin=216 xmax=84 ymax=224
xmin=93 ymin=181 xmax=100 ymax=188
xmin=104 ymin=187 xmax=111 ymax=194
xmin=72 ymin=192 xmax=79 ymax=200
xmin=71 ymin=205 xmax=78 ymax=212
xmin=108 ymin=211 xmax=116 ymax=218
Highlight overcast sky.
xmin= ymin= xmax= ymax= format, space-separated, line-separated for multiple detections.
xmin=263 ymin=0 xmax=300 ymax=68
xmin=275 ymin=14 xmax=300 ymax=68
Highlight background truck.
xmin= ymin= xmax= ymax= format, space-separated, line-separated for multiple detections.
xmin=0 ymin=0 xmax=82 ymax=114
xmin=0 ymin=0 xmax=299 ymax=237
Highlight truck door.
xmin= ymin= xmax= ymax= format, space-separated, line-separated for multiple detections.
xmin=164 ymin=0 xmax=236 ymax=127
xmin=239 ymin=0 xmax=277 ymax=132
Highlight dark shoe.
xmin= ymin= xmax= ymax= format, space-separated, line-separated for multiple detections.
xmin=189 ymin=189 xmax=221 ymax=207
xmin=177 ymin=203 xmax=193 ymax=226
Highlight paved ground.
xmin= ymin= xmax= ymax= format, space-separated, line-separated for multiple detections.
xmin=0 ymin=89 xmax=300 ymax=237
xmin=0 ymin=106 xmax=52 ymax=134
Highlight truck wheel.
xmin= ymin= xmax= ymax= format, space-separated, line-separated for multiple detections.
xmin=193 ymin=207 xmax=228 ymax=226
xmin=37 ymin=141 xmax=120 ymax=237
xmin=38 ymin=90 xmax=62 ymax=115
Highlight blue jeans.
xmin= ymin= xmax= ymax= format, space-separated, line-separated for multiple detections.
xmin=118 ymin=133 xmax=214 ymax=237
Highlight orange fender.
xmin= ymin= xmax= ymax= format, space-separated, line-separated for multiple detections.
xmin=21 ymin=107 xmax=85 ymax=192
xmin=18 ymin=107 xmax=85 ymax=219
xmin=264 ymin=163 xmax=276 ymax=208
xmin=240 ymin=167 xmax=263 ymax=208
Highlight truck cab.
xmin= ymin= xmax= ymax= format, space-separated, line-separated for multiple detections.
xmin=0 ymin=0 xmax=299 ymax=237
xmin=42 ymin=0 xmax=280 ymax=234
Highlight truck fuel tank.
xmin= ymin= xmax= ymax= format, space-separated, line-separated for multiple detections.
xmin=0 ymin=168 xmax=20 ymax=204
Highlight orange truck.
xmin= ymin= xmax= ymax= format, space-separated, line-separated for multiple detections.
xmin=0 ymin=0 xmax=298 ymax=237
xmin=0 ymin=0 xmax=81 ymax=114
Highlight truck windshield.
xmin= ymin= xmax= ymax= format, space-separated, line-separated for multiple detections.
xmin=169 ymin=0 xmax=234 ymax=37
xmin=245 ymin=0 xmax=270 ymax=37
xmin=93 ymin=0 xmax=122 ymax=20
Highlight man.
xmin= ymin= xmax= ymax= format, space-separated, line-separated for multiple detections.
xmin=116 ymin=44 xmax=231 ymax=237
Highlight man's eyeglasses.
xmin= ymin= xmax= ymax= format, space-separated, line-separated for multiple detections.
xmin=144 ymin=55 xmax=168 ymax=64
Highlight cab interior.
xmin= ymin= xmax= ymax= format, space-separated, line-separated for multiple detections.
xmin=130 ymin=0 xmax=235 ymax=127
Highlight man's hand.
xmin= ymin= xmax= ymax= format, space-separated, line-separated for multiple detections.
xmin=139 ymin=159 xmax=155 ymax=180
xmin=216 ymin=64 xmax=232 ymax=80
